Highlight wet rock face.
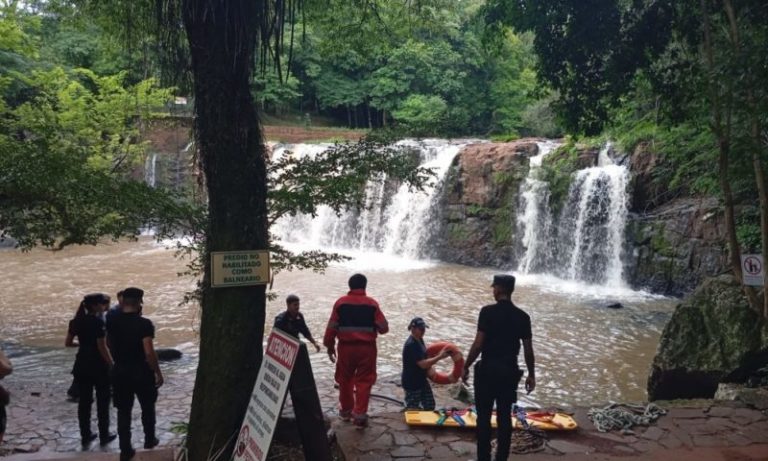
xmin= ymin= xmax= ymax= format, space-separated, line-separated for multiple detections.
xmin=625 ymin=197 xmax=728 ymax=296
xmin=647 ymin=275 xmax=768 ymax=401
xmin=628 ymin=142 xmax=668 ymax=213
xmin=426 ymin=141 xmax=536 ymax=268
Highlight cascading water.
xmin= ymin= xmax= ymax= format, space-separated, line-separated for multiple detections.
xmin=516 ymin=143 xmax=630 ymax=285
xmin=273 ymin=140 xmax=465 ymax=259
xmin=516 ymin=141 xmax=560 ymax=273
xmin=144 ymin=152 xmax=158 ymax=187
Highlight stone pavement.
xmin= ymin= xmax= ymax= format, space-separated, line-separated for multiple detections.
xmin=5 ymin=346 xmax=768 ymax=461
xmin=0 ymin=346 xmax=407 ymax=458
xmin=333 ymin=401 xmax=768 ymax=460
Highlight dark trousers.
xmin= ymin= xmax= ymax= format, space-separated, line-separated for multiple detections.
xmin=474 ymin=362 xmax=520 ymax=461
xmin=113 ymin=369 xmax=157 ymax=452
xmin=75 ymin=371 xmax=111 ymax=440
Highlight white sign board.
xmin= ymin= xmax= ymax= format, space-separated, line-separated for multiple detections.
xmin=742 ymin=254 xmax=764 ymax=286
xmin=233 ymin=329 xmax=299 ymax=461
xmin=211 ymin=250 xmax=270 ymax=288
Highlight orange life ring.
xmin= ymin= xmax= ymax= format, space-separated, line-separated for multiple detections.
xmin=426 ymin=341 xmax=464 ymax=385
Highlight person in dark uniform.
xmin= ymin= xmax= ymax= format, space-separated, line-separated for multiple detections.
xmin=107 ymin=287 xmax=164 ymax=461
xmin=401 ymin=317 xmax=450 ymax=410
xmin=65 ymin=293 xmax=117 ymax=447
xmin=462 ymin=275 xmax=536 ymax=461
xmin=273 ymin=294 xmax=321 ymax=352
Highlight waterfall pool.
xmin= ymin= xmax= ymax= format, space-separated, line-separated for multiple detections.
xmin=0 ymin=238 xmax=675 ymax=407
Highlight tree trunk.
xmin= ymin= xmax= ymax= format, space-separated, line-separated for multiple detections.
xmin=367 ymin=102 xmax=372 ymax=129
xmin=182 ymin=1 xmax=269 ymax=460
xmin=382 ymin=109 xmax=387 ymax=127
xmin=347 ymin=104 xmax=352 ymax=128
xmin=753 ymin=133 xmax=768 ymax=319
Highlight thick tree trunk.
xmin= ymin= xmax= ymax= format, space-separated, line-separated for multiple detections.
xmin=182 ymin=1 xmax=268 ymax=460
xmin=367 ymin=102 xmax=373 ymax=129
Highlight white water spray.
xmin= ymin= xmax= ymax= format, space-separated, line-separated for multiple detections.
xmin=517 ymin=141 xmax=560 ymax=273
xmin=516 ymin=142 xmax=630 ymax=285
xmin=273 ymin=140 xmax=465 ymax=259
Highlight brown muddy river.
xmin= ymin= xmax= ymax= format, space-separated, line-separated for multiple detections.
xmin=0 ymin=238 xmax=677 ymax=407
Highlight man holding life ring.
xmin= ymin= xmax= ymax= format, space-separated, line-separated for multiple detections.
xmin=401 ymin=317 xmax=453 ymax=410
xmin=463 ymin=274 xmax=536 ymax=461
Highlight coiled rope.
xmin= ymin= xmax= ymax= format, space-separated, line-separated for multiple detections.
xmin=588 ymin=402 xmax=666 ymax=433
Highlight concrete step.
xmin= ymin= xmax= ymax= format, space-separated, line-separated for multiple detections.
xmin=1 ymin=447 xmax=176 ymax=461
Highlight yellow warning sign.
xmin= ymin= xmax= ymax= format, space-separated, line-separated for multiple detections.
xmin=211 ymin=251 xmax=270 ymax=288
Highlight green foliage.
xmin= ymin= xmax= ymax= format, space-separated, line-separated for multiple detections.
xmin=490 ymin=133 xmax=519 ymax=142
xmin=520 ymin=95 xmax=562 ymax=138
xmin=538 ymin=141 xmax=582 ymax=212
xmin=737 ymin=208 xmax=761 ymax=253
xmin=0 ymin=5 xmax=196 ymax=250
xmin=484 ymin=0 xmax=673 ymax=135
xmin=392 ymin=94 xmax=447 ymax=136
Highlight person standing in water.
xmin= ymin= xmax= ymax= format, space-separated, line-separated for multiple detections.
xmin=65 ymin=293 xmax=116 ymax=448
xmin=107 ymin=287 xmax=163 ymax=461
xmin=463 ymin=275 xmax=536 ymax=461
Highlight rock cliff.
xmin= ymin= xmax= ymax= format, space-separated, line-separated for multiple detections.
xmin=426 ymin=141 xmax=537 ymax=267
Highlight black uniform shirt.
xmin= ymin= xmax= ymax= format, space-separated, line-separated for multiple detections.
xmin=477 ymin=300 xmax=532 ymax=367
xmin=69 ymin=315 xmax=107 ymax=369
xmin=106 ymin=312 xmax=154 ymax=369
xmin=401 ymin=336 xmax=428 ymax=391
xmin=274 ymin=311 xmax=313 ymax=340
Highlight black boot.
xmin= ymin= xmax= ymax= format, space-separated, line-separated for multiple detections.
xmin=80 ymin=433 xmax=97 ymax=448
xmin=144 ymin=436 xmax=160 ymax=449
xmin=99 ymin=433 xmax=117 ymax=446
xmin=119 ymin=447 xmax=136 ymax=461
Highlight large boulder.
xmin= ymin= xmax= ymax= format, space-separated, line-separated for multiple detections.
xmin=427 ymin=140 xmax=536 ymax=267
xmin=647 ymin=275 xmax=768 ymax=401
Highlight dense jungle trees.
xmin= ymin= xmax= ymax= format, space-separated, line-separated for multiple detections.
xmin=485 ymin=0 xmax=768 ymax=316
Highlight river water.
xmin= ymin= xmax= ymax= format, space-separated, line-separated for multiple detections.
xmin=0 ymin=238 xmax=676 ymax=407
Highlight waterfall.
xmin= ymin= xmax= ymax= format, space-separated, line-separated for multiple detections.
xmin=273 ymin=140 xmax=464 ymax=258
xmin=516 ymin=142 xmax=630 ymax=285
xmin=517 ymin=141 xmax=560 ymax=273
xmin=144 ymin=153 xmax=158 ymax=187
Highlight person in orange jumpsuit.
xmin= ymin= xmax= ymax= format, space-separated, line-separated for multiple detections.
xmin=323 ymin=273 xmax=388 ymax=428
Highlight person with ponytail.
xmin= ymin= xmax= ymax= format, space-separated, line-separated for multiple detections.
xmin=65 ymin=293 xmax=117 ymax=448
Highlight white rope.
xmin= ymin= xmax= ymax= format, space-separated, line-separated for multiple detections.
xmin=588 ymin=402 xmax=666 ymax=433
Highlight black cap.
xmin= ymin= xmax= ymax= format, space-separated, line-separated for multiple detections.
xmin=83 ymin=293 xmax=110 ymax=305
xmin=348 ymin=273 xmax=367 ymax=290
xmin=408 ymin=317 xmax=428 ymax=330
xmin=491 ymin=274 xmax=516 ymax=292
xmin=286 ymin=294 xmax=300 ymax=303
xmin=122 ymin=287 xmax=144 ymax=301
